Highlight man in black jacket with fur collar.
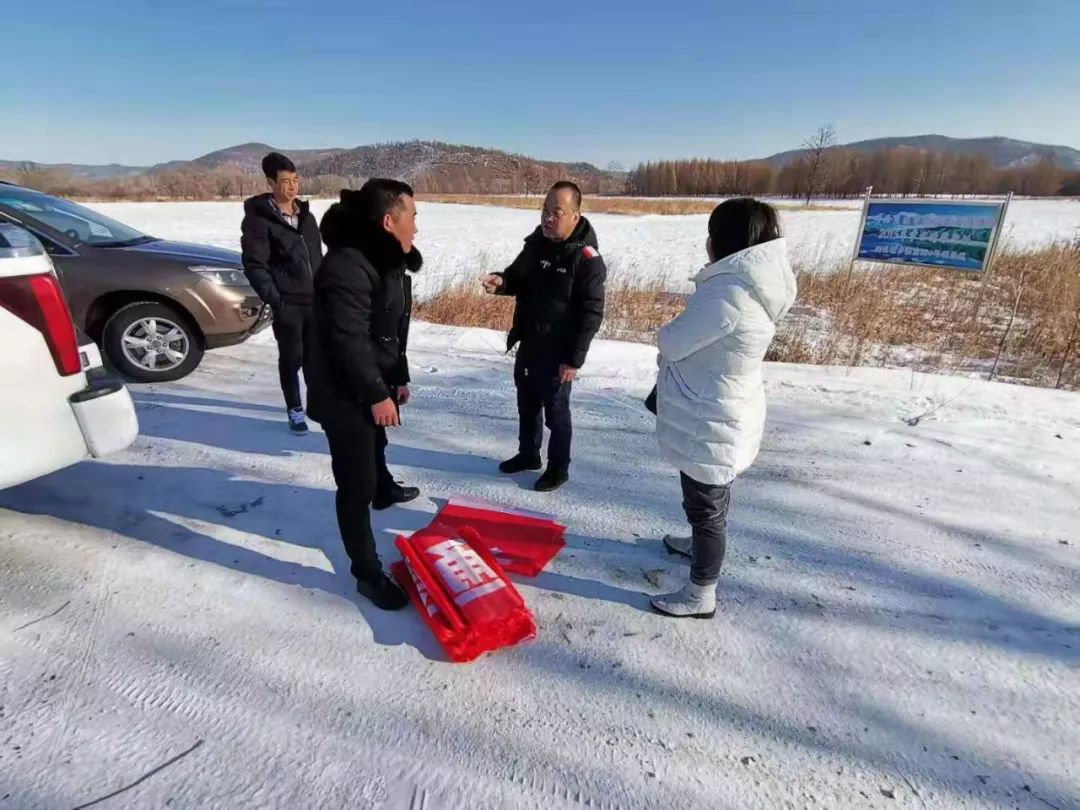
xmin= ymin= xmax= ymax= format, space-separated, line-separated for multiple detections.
xmin=483 ymin=181 xmax=607 ymax=492
xmin=241 ymin=152 xmax=323 ymax=434
xmin=305 ymin=180 xmax=421 ymax=610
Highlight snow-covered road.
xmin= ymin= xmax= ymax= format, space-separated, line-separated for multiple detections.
xmin=1 ymin=326 xmax=1078 ymax=808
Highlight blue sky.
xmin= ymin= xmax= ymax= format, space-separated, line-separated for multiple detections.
xmin=3 ymin=0 xmax=1077 ymax=168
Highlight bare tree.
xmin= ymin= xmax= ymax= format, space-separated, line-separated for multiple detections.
xmin=606 ymin=161 xmax=625 ymax=174
xmin=523 ymin=163 xmax=544 ymax=196
xmin=1020 ymin=155 xmax=1063 ymax=197
xmin=802 ymin=124 xmax=837 ymax=204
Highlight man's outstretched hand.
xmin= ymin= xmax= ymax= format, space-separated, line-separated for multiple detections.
xmin=372 ymin=398 xmax=400 ymax=427
xmin=482 ymin=274 xmax=504 ymax=294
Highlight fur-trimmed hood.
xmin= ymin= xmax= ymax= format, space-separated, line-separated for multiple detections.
xmin=319 ymin=190 xmax=422 ymax=273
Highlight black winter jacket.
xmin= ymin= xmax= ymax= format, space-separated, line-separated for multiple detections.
xmin=495 ymin=217 xmax=606 ymax=369
xmin=305 ymin=196 xmax=420 ymax=426
xmin=240 ymin=194 xmax=322 ymax=309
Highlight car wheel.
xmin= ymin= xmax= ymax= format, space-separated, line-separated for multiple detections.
xmin=103 ymin=302 xmax=205 ymax=383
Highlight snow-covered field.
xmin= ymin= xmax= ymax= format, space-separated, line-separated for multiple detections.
xmin=87 ymin=199 xmax=1080 ymax=297
xmin=2 ymin=326 xmax=1078 ymax=808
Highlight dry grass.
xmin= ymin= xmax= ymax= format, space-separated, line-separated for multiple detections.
xmin=771 ymin=244 xmax=1080 ymax=388
xmin=416 ymin=194 xmax=839 ymax=216
xmin=414 ymin=244 xmax=1080 ymax=390
xmin=599 ymin=285 xmax=687 ymax=342
xmin=413 ymin=282 xmax=515 ymax=332
xmin=414 ymin=282 xmax=684 ymax=344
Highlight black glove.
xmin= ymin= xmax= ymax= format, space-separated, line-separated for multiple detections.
xmin=644 ymin=385 xmax=657 ymax=415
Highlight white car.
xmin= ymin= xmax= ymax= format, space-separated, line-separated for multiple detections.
xmin=0 ymin=223 xmax=139 ymax=489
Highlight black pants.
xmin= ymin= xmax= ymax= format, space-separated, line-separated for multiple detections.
xmin=322 ymin=406 xmax=397 ymax=583
xmin=375 ymin=420 xmax=395 ymax=491
xmin=681 ymin=473 xmax=732 ymax=585
xmin=271 ymin=302 xmax=312 ymax=411
xmin=515 ymin=356 xmax=572 ymax=470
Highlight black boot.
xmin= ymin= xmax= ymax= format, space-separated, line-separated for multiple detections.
xmin=534 ymin=467 xmax=569 ymax=492
xmin=499 ymin=453 xmax=543 ymax=474
xmin=372 ymin=482 xmax=420 ymax=511
xmin=356 ymin=572 xmax=409 ymax=610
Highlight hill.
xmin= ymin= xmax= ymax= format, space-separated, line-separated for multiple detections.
xmin=765 ymin=134 xmax=1080 ymax=170
xmin=1 ymin=140 xmax=624 ymax=195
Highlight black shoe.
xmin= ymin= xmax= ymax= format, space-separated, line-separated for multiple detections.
xmin=356 ymin=572 xmax=410 ymax=610
xmin=288 ymin=407 xmax=308 ymax=435
xmin=372 ymin=483 xmax=420 ymax=511
xmin=499 ymin=453 xmax=543 ymax=474
xmin=534 ymin=467 xmax=569 ymax=492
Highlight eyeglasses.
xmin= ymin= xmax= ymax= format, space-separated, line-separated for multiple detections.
xmin=542 ymin=209 xmax=579 ymax=221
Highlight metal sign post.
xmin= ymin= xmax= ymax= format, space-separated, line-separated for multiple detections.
xmin=981 ymin=192 xmax=1016 ymax=381
xmin=971 ymin=191 xmax=1013 ymax=317
xmin=1057 ymin=309 xmax=1080 ymax=389
xmin=845 ymin=185 xmax=873 ymax=287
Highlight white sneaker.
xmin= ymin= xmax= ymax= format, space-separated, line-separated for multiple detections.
xmin=662 ymin=534 xmax=692 ymax=558
xmin=651 ymin=581 xmax=717 ymax=619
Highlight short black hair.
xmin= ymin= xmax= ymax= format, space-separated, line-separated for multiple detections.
xmin=707 ymin=198 xmax=781 ymax=261
xmin=549 ymin=180 xmax=582 ymax=211
xmin=342 ymin=178 xmax=414 ymax=224
xmin=262 ymin=152 xmax=296 ymax=180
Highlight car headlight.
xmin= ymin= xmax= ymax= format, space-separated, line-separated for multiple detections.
xmin=190 ymin=266 xmax=249 ymax=286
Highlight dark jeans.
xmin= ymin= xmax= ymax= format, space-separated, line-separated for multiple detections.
xmin=271 ymin=302 xmax=312 ymax=411
xmin=322 ymin=401 xmax=398 ymax=583
xmin=681 ymin=473 xmax=732 ymax=585
xmin=515 ymin=356 xmax=572 ymax=470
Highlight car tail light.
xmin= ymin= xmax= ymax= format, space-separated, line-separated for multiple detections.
xmin=0 ymin=272 xmax=81 ymax=376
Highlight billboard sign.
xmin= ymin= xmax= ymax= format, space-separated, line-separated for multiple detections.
xmin=854 ymin=199 xmax=1008 ymax=273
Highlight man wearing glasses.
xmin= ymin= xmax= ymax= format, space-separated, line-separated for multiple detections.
xmin=482 ymin=181 xmax=607 ymax=492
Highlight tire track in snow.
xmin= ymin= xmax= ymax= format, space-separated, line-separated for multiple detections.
xmin=37 ymin=549 xmax=114 ymax=775
xmin=81 ymin=631 xmax=593 ymax=807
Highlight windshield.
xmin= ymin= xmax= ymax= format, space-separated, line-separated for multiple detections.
xmin=0 ymin=186 xmax=153 ymax=247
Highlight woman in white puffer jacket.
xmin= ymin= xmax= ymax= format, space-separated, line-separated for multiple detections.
xmin=651 ymin=198 xmax=797 ymax=619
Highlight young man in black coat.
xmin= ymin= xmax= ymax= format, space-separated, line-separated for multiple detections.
xmin=482 ymin=181 xmax=607 ymax=492
xmin=240 ymin=152 xmax=323 ymax=434
xmin=304 ymin=180 xmax=421 ymax=610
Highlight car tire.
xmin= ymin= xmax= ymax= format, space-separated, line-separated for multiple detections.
xmin=102 ymin=301 xmax=205 ymax=383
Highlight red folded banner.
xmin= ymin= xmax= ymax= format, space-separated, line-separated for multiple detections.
xmin=392 ymin=523 xmax=536 ymax=663
xmin=432 ymin=498 xmax=566 ymax=577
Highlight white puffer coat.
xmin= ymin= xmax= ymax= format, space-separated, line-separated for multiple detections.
xmin=656 ymin=238 xmax=797 ymax=486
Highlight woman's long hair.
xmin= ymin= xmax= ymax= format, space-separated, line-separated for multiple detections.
xmin=707 ymin=198 xmax=781 ymax=262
